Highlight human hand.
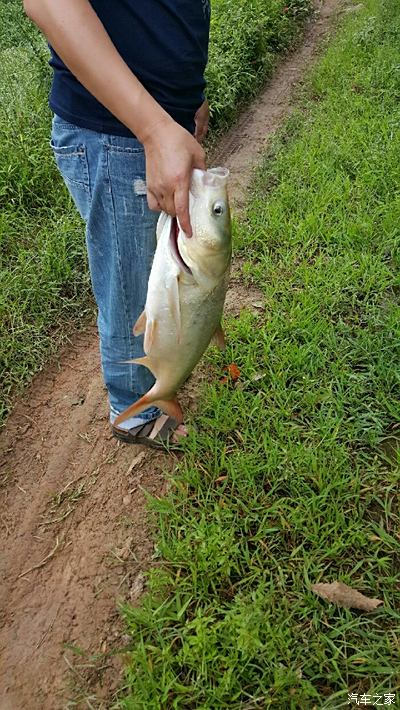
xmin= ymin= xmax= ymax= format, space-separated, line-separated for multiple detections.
xmin=142 ymin=117 xmax=206 ymax=237
xmin=194 ymin=99 xmax=209 ymax=144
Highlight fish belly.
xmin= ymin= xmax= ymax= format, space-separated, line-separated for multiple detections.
xmin=147 ymin=281 xmax=225 ymax=397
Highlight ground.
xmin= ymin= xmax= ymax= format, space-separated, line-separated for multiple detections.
xmin=0 ymin=1 xmax=343 ymax=706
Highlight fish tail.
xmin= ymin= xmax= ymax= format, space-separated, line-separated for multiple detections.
xmin=114 ymin=388 xmax=183 ymax=427
xmin=152 ymin=397 xmax=183 ymax=424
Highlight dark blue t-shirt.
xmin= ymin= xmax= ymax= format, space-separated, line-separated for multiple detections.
xmin=49 ymin=0 xmax=211 ymax=137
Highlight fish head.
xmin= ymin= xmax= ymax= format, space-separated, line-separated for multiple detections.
xmin=177 ymin=167 xmax=232 ymax=285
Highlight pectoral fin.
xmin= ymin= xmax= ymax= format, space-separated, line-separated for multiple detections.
xmin=167 ymin=275 xmax=181 ymax=343
xmin=156 ymin=212 xmax=170 ymax=242
xmin=144 ymin=319 xmax=157 ymax=353
xmin=211 ymin=324 xmax=226 ymax=351
xmin=119 ymin=355 xmax=155 ymax=376
xmin=133 ymin=310 xmax=147 ymax=335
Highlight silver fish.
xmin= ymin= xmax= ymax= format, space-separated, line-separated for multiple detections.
xmin=115 ymin=167 xmax=231 ymax=426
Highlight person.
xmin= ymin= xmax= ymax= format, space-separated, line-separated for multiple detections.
xmin=23 ymin=0 xmax=211 ymax=448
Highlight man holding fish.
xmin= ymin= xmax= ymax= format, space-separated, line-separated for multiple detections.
xmin=24 ymin=0 xmax=231 ymax=448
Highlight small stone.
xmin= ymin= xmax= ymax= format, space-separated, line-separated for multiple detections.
xmin=130 ymin=572 xmax=145 ymax=600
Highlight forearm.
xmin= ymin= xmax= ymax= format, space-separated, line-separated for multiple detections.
xmin=23 ymin=0 xmax=172 ymax=143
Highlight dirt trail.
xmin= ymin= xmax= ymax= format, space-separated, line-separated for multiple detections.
xmin=0 ymin=2 xmax=343 ymax=707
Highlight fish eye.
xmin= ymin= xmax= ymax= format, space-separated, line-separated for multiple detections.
xmin=212 ymin=201 xmax=225 ymax=216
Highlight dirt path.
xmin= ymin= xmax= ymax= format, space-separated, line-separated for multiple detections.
xmin=0 ymin=2 xmax=343 ymax=707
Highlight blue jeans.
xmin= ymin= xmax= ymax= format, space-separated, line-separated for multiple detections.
xmin=51 ymin=114 xmax=160 ymax=426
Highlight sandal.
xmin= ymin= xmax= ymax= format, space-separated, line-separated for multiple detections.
xmin=112 ymin=414 xmax=186 ymax=450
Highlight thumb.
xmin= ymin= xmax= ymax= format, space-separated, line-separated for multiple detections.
xmin=193 ymin=144 xmax=206 ymax=171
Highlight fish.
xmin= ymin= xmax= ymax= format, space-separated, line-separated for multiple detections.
xmin=114 ymin=167 xmax=232 ymax=426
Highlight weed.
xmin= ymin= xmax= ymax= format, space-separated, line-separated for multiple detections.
xmin=117 ymin=1 xmax=400 ymax=707
xmin=0 ymin=0 xmax=311 ymax=425
xmin=207 ymin=0 xmax=312 ymax=132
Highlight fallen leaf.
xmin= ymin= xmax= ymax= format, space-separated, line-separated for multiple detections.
xmin=311 ymin=581 xmax=383 ymax=612
xmin=220 ymin=363 xmax=241 ymax=384
xmin=251 ymin=301 xmax=264 ymax=310
xmin=126 ymin=451 xmax=146 ymax=476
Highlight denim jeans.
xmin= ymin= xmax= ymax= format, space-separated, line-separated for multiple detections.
xmin=51 ymin=114 xmax=160 ymax=426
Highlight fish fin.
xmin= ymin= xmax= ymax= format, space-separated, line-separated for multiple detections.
xmin=144 ymin=319 xmax=157 ymax=353
xmin=114 ymin=392 xmax=154 ymax=426
xmin=211 ymin=324 xmax=226 ymax=351
xmin=114 ymin=390 xmax=183 ymax=427
xmin=156 ymin=212 xmax=170 ymax=242
xmin=133 ymin=310 xmax=147 ymax=335
xmin=118 ymin=356 xmax=156 ymax=378
xmin=167 ymin=275 xmax=181 ymax=343
xmin=153 ymin=397 xmax=183 ymax=424
xmin=120 ymin=355 xmax=151 ymax=367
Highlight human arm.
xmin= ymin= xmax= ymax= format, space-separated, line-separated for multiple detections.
xmin=23 ymin=0 xmax=205 ymax=234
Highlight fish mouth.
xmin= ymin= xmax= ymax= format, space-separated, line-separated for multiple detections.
xmin=169 ymin=217 xmax=192 ymax=275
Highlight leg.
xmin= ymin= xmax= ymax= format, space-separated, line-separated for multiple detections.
xmin=87 ymin=132 xmax=161 ymax=425
xmin=51 ymin=115 xmax=159 ymax=425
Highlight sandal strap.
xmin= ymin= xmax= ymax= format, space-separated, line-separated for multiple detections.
xmin=123 ymin=420 xmax=154 ymax=438
xmin=148 ymin=414 xmax=178 ymax=440
xmin=112 ymin=415 xmax=182 ymax=449
xmin=117 ymin=415 xmax=179 ymax=441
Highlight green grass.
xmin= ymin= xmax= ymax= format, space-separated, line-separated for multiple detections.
xmin=117 ymin=1 xmax=400 ymax=707
xmin=206 ymin=0 xmax=311 ymax=130
xmin=0 ymin=12 xmax=92 ymax=422
xmin=0 ymin=0 xmax=310 ymax=424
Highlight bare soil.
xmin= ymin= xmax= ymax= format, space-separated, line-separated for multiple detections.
xmin=0 ymin=2 xmax=344 ymax=707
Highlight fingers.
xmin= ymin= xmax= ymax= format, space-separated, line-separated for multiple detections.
xmin=193 ymin=145 xmax=206 ymax=171
xmin=144 ymin=122 xmax=206 ymax=230
xmin=195 ymin=117 xmax=209 ymax=144
xmin=147 ymin=190 xmax=160 ymax=212
xmin=147 ymin=189 xmax=175 ymax=219
xmin=174 ymin=178 xmax=191 ymax=236
xmin=194 ymin=99 xmax=210 ymax=145
xmin=162 ymin=191 xmax=176 ymax=219
xmin=174 ymin=142 xmax=205 ymax=234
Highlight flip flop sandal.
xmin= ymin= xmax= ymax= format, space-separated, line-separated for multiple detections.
xmin=112 ymin=414 xmax=185 ymax=450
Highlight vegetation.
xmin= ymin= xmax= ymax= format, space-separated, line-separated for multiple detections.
xmin=0 ymin=0 xmax=311 ymax=424
xmin=118 ymin=1 xmax=400 ymax=707
xmin=207 ymin=0 xmax=310 ymax=129
xmin=0 ymin=2 xmax=91 ymax=422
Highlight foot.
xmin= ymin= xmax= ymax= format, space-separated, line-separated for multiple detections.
xmin=112 ymin=414 xmax=187 ymax=450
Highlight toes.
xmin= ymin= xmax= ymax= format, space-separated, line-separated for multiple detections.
xmin=172 ymin=424 xmax=188 ymax=442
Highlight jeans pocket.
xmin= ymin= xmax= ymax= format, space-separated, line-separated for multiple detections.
xmin=50 ymin=141 xmax=91 ymax=221
xmin=106 ymin=144 xmax=148 ymax=217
